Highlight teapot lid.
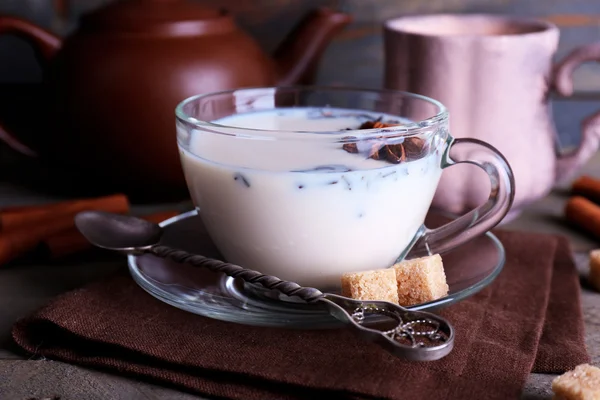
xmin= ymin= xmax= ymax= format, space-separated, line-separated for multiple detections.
xmin=80 ymin=0 xmax=229 ymax=32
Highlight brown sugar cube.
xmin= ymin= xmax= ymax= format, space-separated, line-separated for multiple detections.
xmin=392 ymin=254 xmax=448 ymax=306
xmin=552 ymin=363 xmax=600 ymax=400
xmin=341 ymin=268 xmax=399 ymax=304
xmin=589 ymin=250 xmax=600 ymax=292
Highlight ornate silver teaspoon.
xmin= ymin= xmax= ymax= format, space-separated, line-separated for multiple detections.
xmin=74 ymin=210 xmax=455 ymax=361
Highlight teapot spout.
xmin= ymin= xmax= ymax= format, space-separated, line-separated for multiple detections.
xmin=274 ymin=8 xmax=351 ymax=85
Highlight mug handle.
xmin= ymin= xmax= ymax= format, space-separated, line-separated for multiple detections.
xmin=408 ymin=138 xmax=515 ymax=258
xmin=0 ymin=16 xmax=62 ymax=156
xmin=553 ymin=43 xmax=600 ymax=181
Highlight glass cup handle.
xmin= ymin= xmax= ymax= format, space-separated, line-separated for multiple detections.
xmin=409 ymin=138 xmax=515 ymax=258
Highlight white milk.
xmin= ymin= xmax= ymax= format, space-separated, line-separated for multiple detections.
xmin=179 ymin=108 xmax=443 ymax=288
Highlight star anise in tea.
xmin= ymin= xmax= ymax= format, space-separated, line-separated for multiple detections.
xmin=342 ymin=120 xmax=426 ymax=164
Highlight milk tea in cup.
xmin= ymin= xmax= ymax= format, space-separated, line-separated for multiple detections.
xmin=176 ymin=87 xmax=514 ymax=289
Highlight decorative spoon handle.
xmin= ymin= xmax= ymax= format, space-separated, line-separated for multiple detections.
xmin=319 ymin=294 xmax=454 ymax=361
xmin=150 ymin=245 xmax=454 ymax=361
xmin=151 ymin=245 xmax=324 ymax=302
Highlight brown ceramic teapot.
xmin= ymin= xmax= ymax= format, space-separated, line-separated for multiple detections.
xmin=0 ymin=0 xmax=351 ymax=201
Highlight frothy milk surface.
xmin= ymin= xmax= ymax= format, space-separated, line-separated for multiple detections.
xmin=179 ymin=108 xmax=443 ymax=288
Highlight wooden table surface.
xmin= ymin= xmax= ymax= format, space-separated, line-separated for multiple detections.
xmin=0 ymin=152 xmax=599 ymax=400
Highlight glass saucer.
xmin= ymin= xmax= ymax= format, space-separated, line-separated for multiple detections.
xmin=128 ymin=210 xmax=505 ymax=328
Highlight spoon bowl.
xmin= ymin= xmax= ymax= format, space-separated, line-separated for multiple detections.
xmin=74 ymin=211 xmax=163 ymax=252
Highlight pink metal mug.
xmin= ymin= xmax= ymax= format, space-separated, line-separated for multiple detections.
xmin=384 ymin=14 xmax=600 ymax=220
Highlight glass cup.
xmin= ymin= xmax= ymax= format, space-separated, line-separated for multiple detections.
xmin=176 ymin=87 xmax=514 ymax=290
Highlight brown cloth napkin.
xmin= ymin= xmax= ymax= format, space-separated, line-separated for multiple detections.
xmin=11 ymin=231 xmax=589 ymax=400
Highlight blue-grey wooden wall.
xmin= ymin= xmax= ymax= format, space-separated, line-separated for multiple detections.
xmin=1 ymin=0 xmax=600 ymax=148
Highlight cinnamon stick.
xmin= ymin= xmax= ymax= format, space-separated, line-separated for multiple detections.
xmin=571 ymin=176 xmax=600 ymax=204
xmin=42 ymin=210 xmax=180 ymax=259
xmin=0 ymin=210 xmax=86 ymax=266
xmin=565 ymin=196 xmax=600 ymax=239
xmin=0 ymin=194 xmax=129 ymax=232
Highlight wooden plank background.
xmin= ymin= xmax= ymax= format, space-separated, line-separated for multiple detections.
xmin=1 ymin=0 xmax=600 ymax=147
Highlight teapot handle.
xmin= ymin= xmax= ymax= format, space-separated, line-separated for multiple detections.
xmin=553 ymin=43 xmax=600 ymax=181
xmin=0 ymin=16 xmax=62 ymax=156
